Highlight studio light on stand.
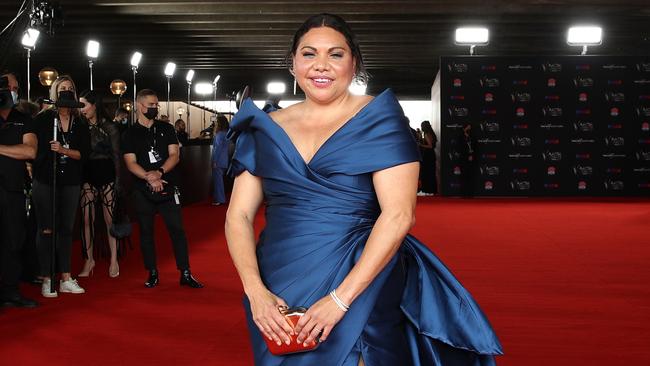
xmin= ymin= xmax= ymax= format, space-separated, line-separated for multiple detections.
xmin=130 ymin=51 xmax=142 ymax=125
xmin=212 ymin=74 xmax=221 ymax=108
xmin=164 ymin=62 xmax=176 ymax=116
xmin=567 ymin=26 xmax=602 ymax=55
xmin=110 ymin=79 xmax=127 ymax=108
xmin=267 ymin=81 xmax=286 ymax=95
xmin=86 ymin=40 xmax=100 ymax=90
xmin=454 ymin=27 xmax=489 ymax=56
xmin=185 ymin=69 xmax=194 ymax=137
xmin=38 ymin=67 xmax=58 ymax=87
xmin=195 ymin=82 xmax=213 ymax=134
xmin=21 ymin=28 xmax=40 ymax=101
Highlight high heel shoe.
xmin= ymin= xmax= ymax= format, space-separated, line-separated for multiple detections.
xmin=78 ymin=260 xmax=95 ymax=278
xmin=144 ymin=269 xmax=159 ymax=288
xmin=109 ymin=262 xmax=120 ymax=278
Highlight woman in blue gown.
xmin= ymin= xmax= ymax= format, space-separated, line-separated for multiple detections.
xmin=225 ymin=13 xmax=502 ymax=366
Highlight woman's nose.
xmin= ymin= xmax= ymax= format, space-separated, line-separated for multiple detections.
xmin=313 ymin=56 xmax=329 ymax=71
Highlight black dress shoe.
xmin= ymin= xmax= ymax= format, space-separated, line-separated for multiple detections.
xmin=180 ymin=269 xmax=203 ymax=288
xmin=144 ymin=269 xmax=159 ymax=288
xmin=1 ymin=294 xmax=39 ymax=308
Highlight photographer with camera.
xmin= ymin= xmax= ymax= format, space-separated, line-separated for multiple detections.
xmin=121 ymin=89 xmax=202 ymax=289
xmin=0 ymin=72 xmax=38 ymax=308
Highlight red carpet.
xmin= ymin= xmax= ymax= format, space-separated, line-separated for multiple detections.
xmin=1 ymin=197 xmax=650 ymax=365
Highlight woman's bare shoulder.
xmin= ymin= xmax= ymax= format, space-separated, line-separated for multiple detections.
xmin=268 ymin=102 xmax=304 ymax=125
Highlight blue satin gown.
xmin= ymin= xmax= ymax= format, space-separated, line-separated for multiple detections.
xmin=228 ymin=90 xmax=503 ymax=365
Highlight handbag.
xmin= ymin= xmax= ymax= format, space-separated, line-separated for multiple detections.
xmin=264 ymin=306 xmax=320 ymax=356
xmin=141 ymin=183 xmax=175 ymax=203
xmin=110 ymin=188 xmax=132 ymax=239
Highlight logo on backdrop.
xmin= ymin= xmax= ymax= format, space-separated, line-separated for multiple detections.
xmin=574 ymin=77 xmax=594 ymax=87
xmin=543 ymin=151 xmax=562 ymax=161
xmin=602 ymin=64 xmax=627 ymax=70
xmin=637 ymin=63 xmax=650 ymax=72
xmin=573 ymin=165 xmax=593 ymax=176
xmin=573 ymin=121 xmax=594 ymax=132
xmin=481 ymin=65 xmax=497 ymax=72
xmin=543 ymin=107 xmax=563 ymax=117
xmin=511 ymin=136 xmax=532 ymax=147
xmin=484 ymin=92 xmax=495 ymax=102
xmin=511 ymin=92 xmax=531 ymax=103
xmin=448 ymin=63 xmax=468 ymax=72
xmin=604 ymin=180 xmax=624 ymax=191
xmin=603 ymin=153 xmax=627 ymax=159
xmin=480 ymin=121 xmax=500 ymax=132
xmin=547 ymin=166 xmax=557 ymax=175
xmin=605 ymin=136 xmax=625 ymax=147
xmin=605 ymin=92 xmax=625 ymax=102
xmin=642 ymin=122 xmax=650 ymax=131
xmin=578 ymin=181 xmax=588 ymax=190
xmin=544 ymin=183 xmax=560 ymax=190
xmin=480 ymin=166 xmax=500 ymax=176
xmin=484 ymin=181 xmax=494 ymax=190
xmin=542 ymin=63 xmax=562 ymax=72
xmin=510 ymin=180 xmax=531 ymax=191
xmin=547 ymin=78 xmax=557 ymax=87
xmin=480 ymin=77 xmax=500 ymax=88
xmin=453 ymin=78 xmax=462 ymax=87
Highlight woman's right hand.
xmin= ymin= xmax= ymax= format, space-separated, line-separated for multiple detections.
xmin=247 ymin=286 xmax=294 ymax=346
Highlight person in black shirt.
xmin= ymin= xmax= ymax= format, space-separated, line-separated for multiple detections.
xmin=174 ymin=119 xmax=189 ymax=146
xmin=32 ymin=75 xmax=90 ymax=298
xmin=122 ymin=89 xmax=202 ymax=288
xmin=0 ymin=72 xmax=38 ymax=308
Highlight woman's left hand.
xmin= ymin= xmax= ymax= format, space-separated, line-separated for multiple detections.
xmin=293 ymin=294 xmax=346 ymax=346
xmin=49 ymin=140 xmax=66 ymax=154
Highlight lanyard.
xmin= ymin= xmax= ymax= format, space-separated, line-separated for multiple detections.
xmin=149 ymin=125 xmax=157 ymax=151
xmin=58 ymin=115 xmax=74 ymax=146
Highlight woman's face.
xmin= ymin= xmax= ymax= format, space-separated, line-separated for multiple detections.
xmin=293 ymin=26 xmax=356 ymax=104
xmin=79 ymin=97 xmax=96 ymax=120
xmin=57 ymin=80 xmax=74 ymax=94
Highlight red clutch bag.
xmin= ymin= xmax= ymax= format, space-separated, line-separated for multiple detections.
xmin=265 ymin=306 xmax=320 ymax=356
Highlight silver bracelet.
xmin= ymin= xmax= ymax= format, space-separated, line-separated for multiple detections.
xmin=329 ymin=289 xmax=350 ymax=312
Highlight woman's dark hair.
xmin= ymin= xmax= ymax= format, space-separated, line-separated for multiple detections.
xmin=287 ymin=13 xmax=368 ymax=84
xmin=215 ymin=114 xmax=229 ymax=132
xmin=421 ymin=120 xmax=435 ymax=137
xmin=79 ymin=89 xmax=109 ymax=122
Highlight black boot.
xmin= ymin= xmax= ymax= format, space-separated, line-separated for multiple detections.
xmin=144 ymin=269 xmax=159 ymax=288
xmin=180 ymin=269 xmax=203 ymax=288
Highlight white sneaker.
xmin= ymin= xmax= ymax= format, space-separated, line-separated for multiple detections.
xmin=59 ymin=278 xmax=85 ymax=294
xmin=41 ymin=279 xmax=58 ymax=298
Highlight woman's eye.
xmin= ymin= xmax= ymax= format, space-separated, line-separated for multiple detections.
xmin=331 ymin=53 xmax=343 ymax=59
xmin=302 ymin=52 xmax=315 ymax=58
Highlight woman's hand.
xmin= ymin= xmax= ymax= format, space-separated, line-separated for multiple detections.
xmin=247 ymin=286 xmax=295 ymax=346
xmin=49 ymin=141 xmax=66 ymax=154
xmin=294 ymin=294 xmax=346 ymax=346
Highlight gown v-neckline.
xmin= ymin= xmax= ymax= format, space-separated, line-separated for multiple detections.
xmin=258 ymin=90 xmax=388 ymax=166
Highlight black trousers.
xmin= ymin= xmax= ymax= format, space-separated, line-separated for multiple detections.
xmin=32 ymin=180 xmax=80 ymax=276
xmin=0 ymin=186 xmax=26 ymax=296
xmin=133 ymin=189 xmax=190 ymax=271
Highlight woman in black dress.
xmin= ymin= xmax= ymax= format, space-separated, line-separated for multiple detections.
xmin=78 ymin=90 xmax=121 ymax=278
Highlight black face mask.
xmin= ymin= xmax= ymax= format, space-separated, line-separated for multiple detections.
xmin=143 ymin=107 xmax=158 ymax=120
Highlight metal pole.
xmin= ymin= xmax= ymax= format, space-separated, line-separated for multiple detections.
xmin=132 ymin=66 xmax=137 ymax=126
xmin=167 ymin=77 xmax=171 ymax=117
xmin=89 ymin=60 xmax=94 ymax=90
xmin=186 ymin=82 xmax=191 ymax=138
xmin=26 ymin=49 xmax=31 ymax=101
xmin=50 ymin=116 xmax=58 ymax=294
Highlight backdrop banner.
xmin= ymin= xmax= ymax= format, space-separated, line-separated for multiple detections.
xmin=439 ymin=55 xmax=650 ymax=196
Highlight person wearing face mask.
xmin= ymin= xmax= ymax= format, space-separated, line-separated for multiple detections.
xmin=31 ymin=75 xmax=90 ymax=298
xmin=121 ymin=89 xmax=202 ymax=289
xmin=78 ymin=90 xmax=121 ymax=278
xmin=0 ymin=71 xmax=39 ymax=308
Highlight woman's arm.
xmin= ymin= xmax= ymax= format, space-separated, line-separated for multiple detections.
xmin=419 ymin=133 xmax=433 ymax=149
xmin=225 ymin=171 xmax=295 ymax=346
xmin=295 ymin=161 xmax=419 ymax=345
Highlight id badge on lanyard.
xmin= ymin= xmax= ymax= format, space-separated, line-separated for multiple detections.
xmin=148 ymin=125 xmax=162 ymax=163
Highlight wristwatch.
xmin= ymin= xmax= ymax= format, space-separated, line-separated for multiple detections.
xmin=157 ymin=167 xmax=165 ymax=175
